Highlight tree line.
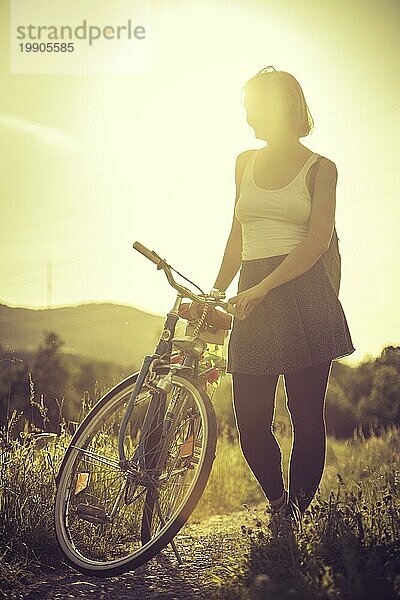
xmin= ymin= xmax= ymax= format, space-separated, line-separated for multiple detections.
xmin=1 ymin=331 xmax=399 ymax=439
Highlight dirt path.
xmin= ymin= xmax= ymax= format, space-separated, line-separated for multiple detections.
xmin=9 ymin=507 xmax=259 ymax=600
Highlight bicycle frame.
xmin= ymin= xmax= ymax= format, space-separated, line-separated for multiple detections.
xmin=117 ymin=241 xmax=238 ymax=474
xmin=117 ymin=292 xmax=211 ymax=473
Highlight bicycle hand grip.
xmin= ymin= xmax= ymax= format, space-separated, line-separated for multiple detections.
xmin=133 ymin=241 xmax=162 ymax=265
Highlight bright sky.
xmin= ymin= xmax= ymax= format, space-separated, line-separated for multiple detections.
xmin=1 ymin=0 xmax=399 ymax=368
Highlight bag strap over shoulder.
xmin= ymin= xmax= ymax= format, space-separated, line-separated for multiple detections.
xmin=309 ymin=154 xmax=324 ymax=199
xmin=309 ymin=154 xmax=341 ymax=297
xmin=309 ymin=154 xmax=338 ymax=237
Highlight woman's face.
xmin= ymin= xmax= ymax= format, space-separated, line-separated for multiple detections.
xmin=243 ymin=82 xmax=293 ymax=139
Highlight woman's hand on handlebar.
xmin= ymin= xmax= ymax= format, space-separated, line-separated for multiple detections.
xmin=208 ymin=288 xmax=248 ymax=321
xmin=208 ymin=288 xmax=225 ymax=300
xmin=227 ymin=283 xmax=268 ymax=320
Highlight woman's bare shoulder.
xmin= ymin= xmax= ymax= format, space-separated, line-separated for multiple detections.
xmin=237 ymin=148 xmax=258 ymax=158
xmin=235 ymin=148 xmax=258 ymax=165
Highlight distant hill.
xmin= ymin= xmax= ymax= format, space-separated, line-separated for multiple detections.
xmin=0 ymin=302 xmax=186 ymax=368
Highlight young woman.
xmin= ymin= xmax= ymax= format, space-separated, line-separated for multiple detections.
xmin=211 ymin=66 xmax=356 ymax=525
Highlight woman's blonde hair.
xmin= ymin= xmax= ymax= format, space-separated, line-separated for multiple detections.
xmin=242 ymin=66 xmax=314 ymax=138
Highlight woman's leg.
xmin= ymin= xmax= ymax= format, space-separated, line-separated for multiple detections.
xmin=231 ymin=371 xmax=284 ymax=502
xmin=284 ymin=359 xmax=332 ymax=514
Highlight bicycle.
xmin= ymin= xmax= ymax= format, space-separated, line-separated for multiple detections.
xmin=54 ymin=241 xmax=243 ymax=577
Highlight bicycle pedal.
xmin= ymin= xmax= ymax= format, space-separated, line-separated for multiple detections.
xmin=76 ymin=503 xmax=109 ymax=525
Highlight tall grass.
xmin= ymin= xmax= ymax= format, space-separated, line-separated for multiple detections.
xmin=202 ymin=424 xmax=400 ymax=600
xmin=1 ymin=404 xmax=399 ymax=599
xmin=0 ymin=412 xmax=67 ymax=597
xmin=190 ymin=417 xmax=400 ymax=516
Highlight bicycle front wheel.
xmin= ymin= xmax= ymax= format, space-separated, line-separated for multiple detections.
xmin=54 ymin=372 xmax=217 ymax=577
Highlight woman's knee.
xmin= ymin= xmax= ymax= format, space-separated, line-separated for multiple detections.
xmin=232 ymin=372 xmax=278 ymax=423
xmin=284 ymin=360 xmax=332 ymax=417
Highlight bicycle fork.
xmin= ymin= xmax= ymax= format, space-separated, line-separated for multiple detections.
xmin=116 ymin=357 xmax=185 ymax=564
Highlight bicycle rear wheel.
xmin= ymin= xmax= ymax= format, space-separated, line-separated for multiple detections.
xmin=54 ymin=372 xmax=217 ymax=577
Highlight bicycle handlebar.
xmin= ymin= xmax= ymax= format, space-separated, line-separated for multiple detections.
xmin=132 ymin=241 xmax=245 ymax=320
xmin=133 ymin=241 xmax=162 ymax=266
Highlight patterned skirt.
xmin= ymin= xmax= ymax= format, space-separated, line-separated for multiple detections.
xmin=226 ymin=253 xmax=356 ymax=375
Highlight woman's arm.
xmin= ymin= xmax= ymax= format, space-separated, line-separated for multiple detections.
xmin=212 ymin=151 xmax=253 ymax=292
xmin=258 ymin=158 xmax=338 ymax=294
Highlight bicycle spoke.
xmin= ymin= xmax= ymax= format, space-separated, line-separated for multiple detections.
xmin=70 ymin=446 xmax=121 ymax=469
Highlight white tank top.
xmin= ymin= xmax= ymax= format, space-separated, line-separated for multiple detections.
xmin=235 ymin=149 xmax=321 ymax=260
